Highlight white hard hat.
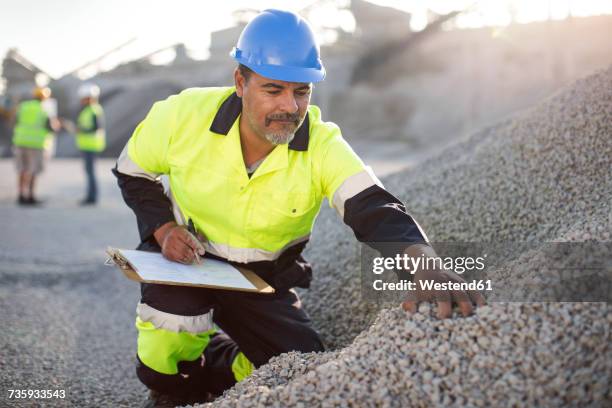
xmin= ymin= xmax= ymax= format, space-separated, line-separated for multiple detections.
xmin=77 ymin=83 xmax=100 ymax=99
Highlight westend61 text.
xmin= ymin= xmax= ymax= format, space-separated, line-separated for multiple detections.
xmin=373 ymin=279 xmax=493 ymax=291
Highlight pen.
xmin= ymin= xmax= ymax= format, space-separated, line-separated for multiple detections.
xmin=187 ymin=218 xmax=202 ymax=264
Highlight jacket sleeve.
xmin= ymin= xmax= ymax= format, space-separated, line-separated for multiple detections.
xmin=112 ymin=96 xmax=177 ymax=244
xmin=112 ymin=160 xmax=175 ymax=244
xmin=320 ymin=132 xmax=429 ymax=254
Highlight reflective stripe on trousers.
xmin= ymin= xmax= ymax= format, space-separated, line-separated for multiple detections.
xmin=135 ymin=303 xmax=253 ymax=381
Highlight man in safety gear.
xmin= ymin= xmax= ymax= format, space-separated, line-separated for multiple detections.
xmin=113 ymin=9 xmax=485 ymax=407
xmin=12 ymin=86 xmax=59 ymax=205
xmin=75 ymin=83 xmax=105 ymax=205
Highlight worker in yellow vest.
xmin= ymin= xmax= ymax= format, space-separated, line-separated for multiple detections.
xmin=76 ymin=83 xmax=105 ymax=205
xmin=12 ymin=86 xmax=59 ymax=205
xmin=114 ymin=9 xmax=485 ymax=407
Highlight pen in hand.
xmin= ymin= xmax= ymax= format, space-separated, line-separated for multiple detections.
xmin=187 ymin=218 xmax=206 ymax=264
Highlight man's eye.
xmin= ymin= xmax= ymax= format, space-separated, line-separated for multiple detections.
xmin=296 ymin=91 xmax=309 ymax=97
xmin=267 ymin=91 xmax=280 ymax=95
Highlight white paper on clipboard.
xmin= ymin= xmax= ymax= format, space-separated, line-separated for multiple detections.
xmin=119 ymin=249 xmax=256 ymax=290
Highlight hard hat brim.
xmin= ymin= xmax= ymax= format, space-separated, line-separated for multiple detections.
xmin=237 ymin=59 xmax=326 ymax=84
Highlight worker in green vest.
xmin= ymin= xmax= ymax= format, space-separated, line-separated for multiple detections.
xmin=76 ymin=83 xmax=105 ymax=205
xmin=12 ymin=86 xmax=59 ymax=205
xmin=114 ymin=9 xmax=485 ymax=407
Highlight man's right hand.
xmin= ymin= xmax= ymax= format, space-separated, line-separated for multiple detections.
xmin=153 ymin=221 xmax=206 ymax=264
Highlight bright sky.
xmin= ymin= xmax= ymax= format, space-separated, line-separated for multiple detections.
xmin=1 ymin=0 xmax=611 ymax=79
xmin=0 ymin=0 xmax=320 ymax=79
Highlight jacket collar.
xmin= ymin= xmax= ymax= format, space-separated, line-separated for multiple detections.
xmin=209 ymin=91 xmax=310 ymax=151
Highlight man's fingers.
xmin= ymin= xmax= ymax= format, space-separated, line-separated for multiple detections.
xmin=185 ymin=233 xmax=205 ymax=261
xmin=177 ymin=246 xmax=194 ymax=264
xmin=182 ymin=229 xmax=206 ymax=255
xmin=437 ymin=300 xmax=452 ymax=319
xmin=167 ymin=248 xmax=188 ymax=264
xmin=441 ymin=270 xmax=485 ymax=313
xmin=191 ymin=236 xmax=206 ymax=255
xmin=452 ymin=289 xmax=473 ymax=317
xmin=435 ymin=288 xmax=452 ymax=319
xmin=402 ymin=290 xmax=419 ymax=313
xmin=170 ymin=239 xmax=194 ymax=264
xmin=175 ymin=229 xmax=205 ymax=261
xmin=160 ymin=227 xmax=199 ymax=264
xmin=402 ymin=300 xmax=417 ymax=313
xmin=469 ymin=289 xmax=487 ymax=306
xmin=176 ymin=229 xmax=198 ymax=250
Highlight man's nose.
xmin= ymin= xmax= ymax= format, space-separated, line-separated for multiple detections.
xmin=278 ymin=92 xmax=298 ymax=114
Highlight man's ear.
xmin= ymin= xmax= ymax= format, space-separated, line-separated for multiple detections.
xmin=234 ymin=68 xmax=245 ymax=97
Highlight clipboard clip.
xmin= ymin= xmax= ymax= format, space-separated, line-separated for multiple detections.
xmin=105 ymin=247 xmax=130 ymax=269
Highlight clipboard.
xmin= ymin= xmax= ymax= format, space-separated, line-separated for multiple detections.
xmin=105 ymin=247 xmax=274 ymax=294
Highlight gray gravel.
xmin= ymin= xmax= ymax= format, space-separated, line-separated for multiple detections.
xmin=196 ymin=66 xmax=612 ymax=407
xmin=0 ymin=159 xmax=145 ymax=407
xmin=200 ymin=303 xmax=611 ymax=408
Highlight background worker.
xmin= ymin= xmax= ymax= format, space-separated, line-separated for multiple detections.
xmin=75 ymin=83 xmax=105 ymax=205
xmin=113 ymin=9 xmax=484 ymax=407
xmin=12 ymin=86 xmax=59 ymax=205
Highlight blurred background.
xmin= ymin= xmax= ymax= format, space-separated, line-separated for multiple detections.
xmin=2 ymin=0 xmax=612 ymax=163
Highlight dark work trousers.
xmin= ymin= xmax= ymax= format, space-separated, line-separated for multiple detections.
xmin=135 ymin=242 xmax=325 ymax=397
xmin=82 ymin=151 xmax=98 ymax=202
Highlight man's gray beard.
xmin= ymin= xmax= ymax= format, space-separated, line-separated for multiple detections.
xmin=264 ymin=131 xmax=295 ymax=145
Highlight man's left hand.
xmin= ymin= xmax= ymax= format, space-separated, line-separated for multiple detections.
xmin=401 ymin=244 xmax=486 ymax=319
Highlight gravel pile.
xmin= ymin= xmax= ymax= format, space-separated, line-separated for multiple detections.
xmin=196 ymin=67 xmax=612 ymax=407
xmin=203 ymin=303 xmax=610 ymax=407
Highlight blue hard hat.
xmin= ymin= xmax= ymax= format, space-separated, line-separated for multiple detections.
xmin=230 ymin=9 xmax=326 ymax=83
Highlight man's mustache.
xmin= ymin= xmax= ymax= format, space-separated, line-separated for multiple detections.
xmin=265 ymin=113 xmax=300 ymax=126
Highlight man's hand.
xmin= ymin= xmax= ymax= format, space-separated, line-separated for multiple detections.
xmin=154 ymin=221 xmax=206 ymax=264
xmin=401 ymin=244 xmax=486 ymax=319
xmin=50 ymin=117 xmax=62 ymax=133
xmin=59 ymin=118 xmax=76 ymax=134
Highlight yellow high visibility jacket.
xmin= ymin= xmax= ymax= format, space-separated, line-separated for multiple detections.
xmin=76 ymin=103 xmax=106 ymax=152
xmin=122 ymin=87 xmax=378 ymax=263
xmin=12 ymin=99 xmax=52 ymax=150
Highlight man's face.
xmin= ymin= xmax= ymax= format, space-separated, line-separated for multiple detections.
xmin=235 ymin=69 xmax=312 ymax=145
